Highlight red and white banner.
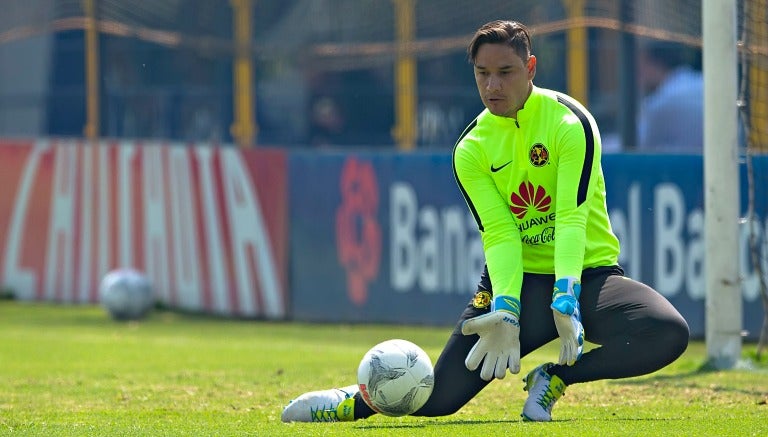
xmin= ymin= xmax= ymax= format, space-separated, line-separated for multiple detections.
xmin=0 ymin=138 xmax=288 ymax=318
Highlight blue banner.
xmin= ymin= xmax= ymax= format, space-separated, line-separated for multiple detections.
xmin=603 ymin=155 xmax=767 ymax=339
xmin=289 ymin=151 xmax=768 ymax=339
xmin=289 ymin=151 xmax=477 ymax=325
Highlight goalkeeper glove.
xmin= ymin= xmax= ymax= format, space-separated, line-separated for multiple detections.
xmin=551 ymin=277 xmax=584 ymax=366
xmin=461 ymin=295 xmax=521 ymax=381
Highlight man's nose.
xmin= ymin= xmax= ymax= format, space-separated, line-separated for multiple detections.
xmin=486 ymin=75 xmax=501 ymax=90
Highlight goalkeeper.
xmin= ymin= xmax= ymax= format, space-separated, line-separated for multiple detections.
xmin=281 ymin=19 xmax=689 ymax=423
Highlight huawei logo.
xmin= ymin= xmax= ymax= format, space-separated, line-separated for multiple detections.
xmin=510 ymin=181 xmax=551 ymax=219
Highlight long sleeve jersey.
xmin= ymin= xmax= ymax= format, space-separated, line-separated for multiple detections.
xmin=452 ymin=85 xmax=620 ymax=301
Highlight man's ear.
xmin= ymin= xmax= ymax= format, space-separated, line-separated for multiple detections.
xmin=527 ymin=55 xmax=537 ymax=79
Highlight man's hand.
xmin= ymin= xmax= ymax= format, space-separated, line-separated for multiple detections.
xmin=551 ymin=277 xmax=584 ymax=366
xmin=461 ymin=296 xmax=521 ymax=381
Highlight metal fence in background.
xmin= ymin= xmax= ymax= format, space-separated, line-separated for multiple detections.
xmin=0 ymin=0 xmax=764 ymax=151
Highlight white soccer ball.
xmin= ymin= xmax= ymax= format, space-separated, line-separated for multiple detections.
xmin=357 ymin=339 xmax=435 ymax=417
xmin=99 ymin=268 xmax=154 ymax=321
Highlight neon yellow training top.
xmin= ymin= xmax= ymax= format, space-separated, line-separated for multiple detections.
xmin=452 ymin=85 xmax=620 ymax=301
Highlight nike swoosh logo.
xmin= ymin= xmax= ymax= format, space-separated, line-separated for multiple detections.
xmin=490 ymin=160 xmax=512 ymax=172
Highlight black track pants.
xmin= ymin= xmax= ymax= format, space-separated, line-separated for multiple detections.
xmin=354 ymin=265 xmax=689 ymax=418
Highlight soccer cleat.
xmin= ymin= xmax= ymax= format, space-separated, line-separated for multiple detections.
xmin=521 ymin=363 xmax=566 ymax=422
xmin=281 ymin=385 xmax=358 ymax=422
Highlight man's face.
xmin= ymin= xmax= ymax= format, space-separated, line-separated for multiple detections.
xmin=637 ymin=50 xmax=665 ymax=95
xmin=473 ymin=43 xmax=536 ymax=118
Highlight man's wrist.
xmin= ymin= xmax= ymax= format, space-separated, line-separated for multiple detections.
xmin=491 ymin=295 xmax=521 ymax=317
xmin=554 ymin=277 xmax=581 ymax=299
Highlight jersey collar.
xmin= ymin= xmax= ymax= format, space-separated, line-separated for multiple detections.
xmin=515 ymin=85 xmax=542 ymax=125
xmin=481 ymin=84 xmax=542 ymax=127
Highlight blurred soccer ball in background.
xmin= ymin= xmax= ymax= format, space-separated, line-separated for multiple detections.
xmin=99 ymin=268 xmax=154 ymax=321
xmin=357 ymin=338 xmax=434 ymax=417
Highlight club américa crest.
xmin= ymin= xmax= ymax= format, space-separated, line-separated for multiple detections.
xmin=529 ymin=143 xmax=549 ymax=167
xmin=472 ymin=291 xmax=492 ymax=309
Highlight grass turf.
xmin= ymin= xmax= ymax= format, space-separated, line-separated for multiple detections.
xmin=1 ymin=300 xmax=767 ymax=436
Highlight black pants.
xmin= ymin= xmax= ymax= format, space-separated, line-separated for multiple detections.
xmin=355 ymin=265 xmax=689 ymax=418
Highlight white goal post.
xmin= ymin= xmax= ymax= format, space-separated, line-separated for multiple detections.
xmin=703 ymin=0 xmax=742 ymax=368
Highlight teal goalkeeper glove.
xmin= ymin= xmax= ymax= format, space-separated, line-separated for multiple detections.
xmin=551 ymin=277 xmax=585 ymax=366
xmin=461 ymin=295 xmax=521 ymax=381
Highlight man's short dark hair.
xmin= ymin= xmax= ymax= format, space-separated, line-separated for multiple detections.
xmin=467 ymin=20 xmax=532 ymax=64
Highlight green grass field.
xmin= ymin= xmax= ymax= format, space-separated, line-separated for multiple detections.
xmin=1 ymin=301 xmax=766 ymax=436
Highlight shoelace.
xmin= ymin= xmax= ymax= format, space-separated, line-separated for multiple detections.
xmin=309 ymin=388 xmax=356 ymax=422
xmin=534 ymin=372 xmax=564 ymax=411
xmin=535 ymin=383 xmax=558 ymax=411
xmin=310 ymin=405 xmax=340 ymax=422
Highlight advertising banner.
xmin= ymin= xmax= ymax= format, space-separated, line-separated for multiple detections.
xmin=0 ymin=139 xmax=288 ymax=318
xmin=290 ymin=151 xmax=480 ymax=325
xmin=604 ymin=154 xmax=767 ymax=340
xmin=290 ymin=151 xmax=768 ymax=339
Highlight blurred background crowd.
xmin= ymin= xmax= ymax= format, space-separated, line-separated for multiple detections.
xmin=0 ymin=0 xmax=765 ymax=152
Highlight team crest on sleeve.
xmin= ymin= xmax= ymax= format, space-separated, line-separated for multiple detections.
xmin=529 ymin=143 xmax=549 ymax=167
xmin=472 ymin=291 xmax=492 ymax=309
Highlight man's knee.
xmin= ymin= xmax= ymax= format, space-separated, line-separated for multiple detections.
xmin=645 ymin=314 xmax=689 ymax=367
xmin=664 ymin=315 xmax=690 ymax=359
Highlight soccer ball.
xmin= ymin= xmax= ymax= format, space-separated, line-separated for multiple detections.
xmin=357 ymin=339 xmax=435 ymax=417
xmin=99 ymin=268 xmax=154 ymax=321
